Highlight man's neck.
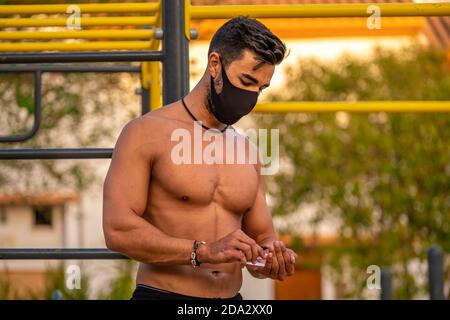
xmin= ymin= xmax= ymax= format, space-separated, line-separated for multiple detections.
xmin=182 ymin=76 xmax=227 ymax=131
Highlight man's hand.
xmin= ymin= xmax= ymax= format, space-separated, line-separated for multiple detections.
xmin=246 ymin=240 xmax=298 ymax=281
xmin=197 ymin=229 xmax=266 ymax=265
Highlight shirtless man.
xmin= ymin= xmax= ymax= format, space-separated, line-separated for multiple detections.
xmin=102 ymin=17 xmax=297 ymax=300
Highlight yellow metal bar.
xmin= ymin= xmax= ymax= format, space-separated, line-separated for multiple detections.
xmin=142 ymin=55 xmax=162 ymax=110
xmin=149 ymin=48 xmax=162 ymax=110
xmin=141 ymin=61 xmax=151 ymax=90
xmin=149 ymin=59 xmax=162 ymax=109
xmin=0 ymin=30 xmax=154 ymax=40
xmin=190 ymin=3 xmax=450 ymax=19
xmin=185 ymin=0 xmax=192 ymax=40
xmin=0 ymin=16 xmax=157 ymax=28
xmin=0 ymin=41 xmax=152 ymax=52
xmin=191 ymin=17 xmax=426 ymax=40
xmin=147 ymin=11 xmax=162 ymax=110
xmin=141 ymin=11 xmax=162 ymax=109
xmin=0 ymin=3 xmax=160 ymax=15
xmin=254 ymin=101 xmax=450 ymax=113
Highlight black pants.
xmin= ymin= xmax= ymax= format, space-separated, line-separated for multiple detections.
xmin=131 ymin=284 xmax=243 ymax=300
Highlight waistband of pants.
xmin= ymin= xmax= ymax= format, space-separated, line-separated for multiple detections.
xmin=132 ymin=283 xmax=243 ymax=300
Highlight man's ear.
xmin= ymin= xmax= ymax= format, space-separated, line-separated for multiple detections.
xmin=208 ymin=52 xmax=221 ymax=79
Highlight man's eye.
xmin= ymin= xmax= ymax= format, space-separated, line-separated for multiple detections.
xmin=239 ymin=78 xmax=252 ymax=86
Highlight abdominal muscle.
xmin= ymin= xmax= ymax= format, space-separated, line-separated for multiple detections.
xmin=136 ymin=261 xmax=243 ymax=298
xmin=135 ymin=206 xmax=246 ymax=299
xmin=135 ymin=202 xmax=246 ymax=299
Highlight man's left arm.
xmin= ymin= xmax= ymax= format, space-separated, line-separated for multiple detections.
xmin=241 ymin=160 xmax=298 ymax=281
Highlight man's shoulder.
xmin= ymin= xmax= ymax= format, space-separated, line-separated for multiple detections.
xmin=116 ymin=102 xmax=185 ymax=154
xmin=124 ymin=104 xmax=176 ymax=135
xmin=141 ymin=101 xmax=187 ymax=129
xmin=115 ymin=113 xmax=164 ymax=155
xmin=120 ymin=114 xmax=157 ymax=140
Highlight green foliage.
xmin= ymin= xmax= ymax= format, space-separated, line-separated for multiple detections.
xmin=0 ymin=70 xmax=139 ymax=192
xmin=290 ymin=234 xmax=304 ymax=253
xmin=255 ymin=44 xmax=450 ymax=299
xmin=97 ymin=260 xmax=135 ymax=300
xmin=13 ymin=75 xmax=35 ymax=115
xmin=0 ymin=269 xmax=16 ymax=300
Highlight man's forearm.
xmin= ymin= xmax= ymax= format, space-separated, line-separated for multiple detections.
xmin=105 ymin=213 xmax=195 ymax=266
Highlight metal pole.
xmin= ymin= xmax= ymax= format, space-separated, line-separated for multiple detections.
xmin=0 ymin=248 xmax=128 ymax=260
xmin=255 ymin=101 xmax=450 ymax=113
xmin=180 ymin=1 xmax=190 ymax=95
xmin=380 ymin=268 xmax=393 ymax=300
xmin=0 ymin=3 xmax=160 ymax=15
xmin=0 ymin=66 xmax=140 ymax=144
xmin=0 ymin=70 xmax=41 ymax=142
xmin=0 ymin=148 xmax=112 ymax=159
xmin=0 ymin=51 xmax=164 ymax=64
xmin=190 ymin=3 xmax=450 ymax=19
xmin=428 ymin=245 xmax=445 ymax=300
xmin=0 ymin=64 xmax=141 ymax=73
xmin=162 ymin=0 xmax=189 ymax=105
xmin=141 ymin=87 xmax=151 ymax=115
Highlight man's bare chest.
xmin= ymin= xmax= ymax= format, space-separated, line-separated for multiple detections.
xmin=150 ymin=139 xmax=259 ymax=213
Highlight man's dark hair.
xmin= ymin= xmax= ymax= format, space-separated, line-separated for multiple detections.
xmin=208 ymin=16 xmax=287 ymax=68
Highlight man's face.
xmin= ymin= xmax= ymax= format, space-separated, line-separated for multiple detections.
xmin=210 ymin=49 xmax=275 ymax=95
xmin=222 ymin=49 xmax=275 ymax=93
xmin=205 ymin=49 xmax=275 ymax=119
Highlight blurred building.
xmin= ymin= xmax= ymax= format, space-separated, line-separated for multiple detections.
xmin=0 ymin=193 xmax=79 ymax=297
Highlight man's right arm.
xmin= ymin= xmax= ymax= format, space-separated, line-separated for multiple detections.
xmin=102 ymin=116 xmax=265 ymax=266
xmin=103 ymin=118 xmax=193 ymax=265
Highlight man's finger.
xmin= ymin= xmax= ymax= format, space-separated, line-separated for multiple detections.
xmin=234 ymin=242 xmax=252 ymax=262
xmin=264 ymin=251 xmax=273 ymax=275
xmin=270 ymin=248 xmax=279 ymax=279
xmin=228 ymin=249 xmax=245 ymax=264
xmin=238 ymin=250 xmax=247 ymax=267
xmin=237 ymin=232 xmax=266 ymax=258
xmin=275 ymin=241 xmax=287 ymax=280
xmin=288 ymin=250 xmax=298 ymax=263
xmin=282 ymin=247 xmax=295 ymax=276
xmin=249 ymin=241 xmax=260 ymax=263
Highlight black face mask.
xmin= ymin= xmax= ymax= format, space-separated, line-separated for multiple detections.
xmin=209 ymin=58 xmax=259 ymax=125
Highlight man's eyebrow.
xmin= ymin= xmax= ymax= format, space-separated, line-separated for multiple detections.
xmin=242 ymin=73 xmax=270 ymax=87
